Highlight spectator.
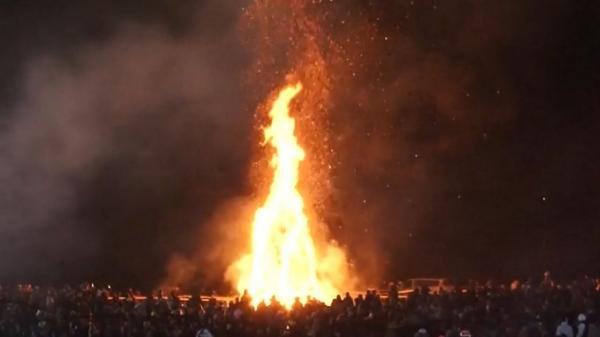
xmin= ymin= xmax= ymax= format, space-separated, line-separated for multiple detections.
xmin=557 ymin=317 xmax=574 ymax=337
xmin=2 ymin=276 xmax=600 ymax=337
xmin=577 ymin=314 xmax=587 ymax=337
xmin=588 ymin=316 xmax=600 ymax=337
xmin=414 ymin=328 xmax=429 ymax=337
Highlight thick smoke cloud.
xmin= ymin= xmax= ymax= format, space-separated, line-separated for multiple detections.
xmin=1 ymin=0 xmax=598 ymax=289
xmin=0 ymin=0 xmax=252 ymax=286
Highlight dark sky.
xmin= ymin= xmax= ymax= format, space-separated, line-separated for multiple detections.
xmin=0 ymin=0 xmax=599 ymax=289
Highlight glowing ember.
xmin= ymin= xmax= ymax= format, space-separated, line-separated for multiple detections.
xmin=231 ymin=82 xmax=339 ymax=308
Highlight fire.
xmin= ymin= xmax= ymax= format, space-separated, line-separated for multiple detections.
xmin=231 ymin=82 xmax=339 ymax=308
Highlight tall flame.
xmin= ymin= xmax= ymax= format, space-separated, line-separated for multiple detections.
xmin=233 ymin=82 xmax=338 ymax=308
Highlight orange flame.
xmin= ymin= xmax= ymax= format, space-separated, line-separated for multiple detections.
xmin=231 ymin=82 xmax=339 ymax=308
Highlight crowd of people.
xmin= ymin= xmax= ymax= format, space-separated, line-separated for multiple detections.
xmin=1 ymin=274 xmax=600 ymax=337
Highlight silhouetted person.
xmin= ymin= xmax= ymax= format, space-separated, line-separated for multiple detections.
xmin=557 ymin=317 xmax=574 ymax=337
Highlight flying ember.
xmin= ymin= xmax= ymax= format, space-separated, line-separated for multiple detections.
xmin=231 ymin=82 xmax=339 ymax=309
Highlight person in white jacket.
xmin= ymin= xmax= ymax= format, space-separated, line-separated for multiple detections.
xmin=556 ymin=317 xmax=574 ymax=337
xmin=577 ymin=314 xmax=587 ymax=337
xmin=196 ymin=328 xmax=214 ymax=337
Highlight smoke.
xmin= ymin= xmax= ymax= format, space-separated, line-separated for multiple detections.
xmin=163 ymin=197 xmax=259 ymax=291
xmin=1 ymin=0 xmax=591 ymax=288
xmin=0 ymin=0 xmax=519 ymax=288
xmin=322 ymin=1 xmax=521 ymax=281
xmin=0 ymin=0 xmax=252 ymax=286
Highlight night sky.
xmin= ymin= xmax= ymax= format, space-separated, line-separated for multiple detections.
xmin=0 ymin=0 xmax=599 ymax=289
